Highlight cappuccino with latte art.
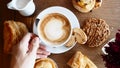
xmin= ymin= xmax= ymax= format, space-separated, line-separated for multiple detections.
xmin=37 ymin=13 xmax=72 ymax=47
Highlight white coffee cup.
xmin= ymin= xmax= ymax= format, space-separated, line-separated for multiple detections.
xmin=7 ymin=0 xmax=35 ymax=16
xmin=37 ymin=13 xmax=72 ymax=48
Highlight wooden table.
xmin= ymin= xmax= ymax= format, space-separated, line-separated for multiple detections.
xmin=0 ymin=0 xmax=120 ymax=68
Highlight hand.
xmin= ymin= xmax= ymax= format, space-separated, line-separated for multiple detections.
xmin=11 ymin=33 xmax=50 ymax=68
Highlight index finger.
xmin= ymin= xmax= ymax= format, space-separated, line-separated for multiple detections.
xmin=20 ymin=33 xmax=32 ymax=44
xmin=18 ymin=33 xmax=33 ymax=55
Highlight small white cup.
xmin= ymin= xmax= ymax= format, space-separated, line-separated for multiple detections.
xmin=7 ymin=0 xmax=35 ymax=16
xmin=36 ymin=14 xmax=72 ymax=48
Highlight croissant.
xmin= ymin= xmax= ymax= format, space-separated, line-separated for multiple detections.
xmin=3 ymin=20 xmax=28 ymax=54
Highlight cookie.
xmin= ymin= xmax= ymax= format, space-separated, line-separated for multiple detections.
xmin=65 ymin=35 xmax=76 ymax=47
xmin=65 ymin=28 xmax=87 ymax=47
xmin=82 ymin=18 xmax=110 ymax=47
xmin=73 ymin=28 xmax=87 ymax=44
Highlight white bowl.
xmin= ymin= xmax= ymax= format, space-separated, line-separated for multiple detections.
xmin=102 ymin=38 xmax=115 ymax=55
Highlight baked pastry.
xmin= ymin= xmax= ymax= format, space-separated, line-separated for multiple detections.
xmin=67 ymin=51 xmax=97 ymax=68
xmin=65 ymin=28 xmax=87 ymax=47
xmin=72 ymin=0 xmax=102 ymax=13
xmin=65 ymin=35 xmax=76 ymax=47
xmin=82 ymin=18 xmax=110 ymax=47
xmin=73 ymin=28 xmax=87 ymax=44
xmin=34 ymin=58 xmax=58 ymax=68
xmin=94 ymin=0 xmax=102 ymax=9
xmin=4 ymin=20 xmax=28 ymax=54
xmin=72 ymin=0 xmax=96 ymax=13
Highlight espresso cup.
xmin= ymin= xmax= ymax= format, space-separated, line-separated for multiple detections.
xmin=37 ymin=13 xmax=72 ymax=47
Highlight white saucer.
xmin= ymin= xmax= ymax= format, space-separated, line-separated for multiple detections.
xmin=33 ymin=6 xmax=80 ymax=54
xmin=102 ymin=38 xmax=115 ymax=55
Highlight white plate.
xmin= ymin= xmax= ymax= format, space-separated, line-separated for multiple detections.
xmin=33 ymin=6 xmax=80 ymax=54
xmin=102 ymin=38 xmax=115 ymax=55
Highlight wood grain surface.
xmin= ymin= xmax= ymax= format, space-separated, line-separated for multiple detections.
xmin=0 ymin=0 xmax=120 ymax=68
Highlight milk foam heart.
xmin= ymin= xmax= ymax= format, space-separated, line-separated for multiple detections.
xmin=44 ymin=18 xmax=65 ymax=41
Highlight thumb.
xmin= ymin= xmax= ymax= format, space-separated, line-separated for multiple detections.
xmin=29 ymin=37 xmax=40 ymax=55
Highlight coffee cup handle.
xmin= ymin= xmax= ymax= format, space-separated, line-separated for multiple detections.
xmin=35 ymin=18 xmax=40 ymax=26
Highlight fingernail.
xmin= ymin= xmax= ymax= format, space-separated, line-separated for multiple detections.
xmin=34 ymin=37 xmax=39 ymax=42
xmin=47 ymin=52 xmax=51 ymax=55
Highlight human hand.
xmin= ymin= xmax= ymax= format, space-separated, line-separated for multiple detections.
xmin=11 ymin=33 xmax=50 ymax=68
